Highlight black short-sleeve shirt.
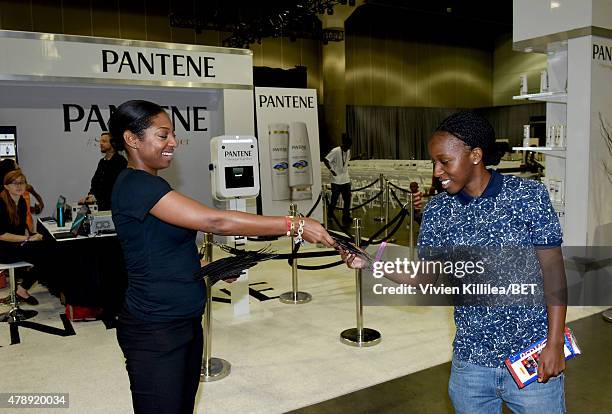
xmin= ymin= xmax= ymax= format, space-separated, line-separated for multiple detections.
xmin=0 ymin=196 xmax=27 ymax=236
xmin=111 ymin=168 xmax=205 ymax=322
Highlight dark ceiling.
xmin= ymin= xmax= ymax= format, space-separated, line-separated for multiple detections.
xmin=167 ymin=0 xmax=513 ymax=49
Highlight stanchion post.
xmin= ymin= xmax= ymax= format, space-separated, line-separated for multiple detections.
xmin=322 ymin=191 xmax=328 ymax=230
xmin=340 ymin=218 xmax=381 ymax=347
xmin=280 ymin=204 xmax=312 ymax=304
xmin=409 ymin=192 xmax=415 ymax=261
xmin=374 ymin=174 xmax=385 ymax=222
xmin=200 ymin=233 xmax=230 ymax=382
xmin=384 ymin=182 xmax=396 ymax=243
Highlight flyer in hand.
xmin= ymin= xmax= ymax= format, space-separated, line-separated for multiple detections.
xmin=504 ymin=326 xmax=581 ymax=389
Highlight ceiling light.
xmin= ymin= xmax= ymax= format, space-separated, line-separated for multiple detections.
xmin=550 ymin=1 xmax=560 ymax=9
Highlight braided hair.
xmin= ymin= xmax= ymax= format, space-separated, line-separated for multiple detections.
xmin=434 ymin=111 xmax=502 ymax=166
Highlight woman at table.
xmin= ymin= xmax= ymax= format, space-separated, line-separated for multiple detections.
xmin=109 ymin=100 xmax=335 ymax=414
xmin=0 ymin=169 xmax=44 ymax=305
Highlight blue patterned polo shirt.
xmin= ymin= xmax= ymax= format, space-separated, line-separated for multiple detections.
xmin=417 ymin=170 xmax=562 ymax=367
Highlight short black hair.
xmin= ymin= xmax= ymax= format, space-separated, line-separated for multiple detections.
xmin=434 ymin=111 xmax=502 ymax=166
xmin=107 ymin=100 xmax=165 ymax=152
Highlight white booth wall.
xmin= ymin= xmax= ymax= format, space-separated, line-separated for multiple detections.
xmin=0 ymin=83 xmax=225 ymax=212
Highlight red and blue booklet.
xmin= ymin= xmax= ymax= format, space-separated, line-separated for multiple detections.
xmin=504 ymin=326 xmax=581 ymax=389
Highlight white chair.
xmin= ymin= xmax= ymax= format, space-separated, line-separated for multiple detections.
xmin=0 ymin=261 xmax=37 ymax=323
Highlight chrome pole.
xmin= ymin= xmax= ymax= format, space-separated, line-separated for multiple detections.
xmin=200 ymin=233 xmax=230 ymax=382
xmin=0 ymin=263 xmax=37 ymax=324
xmin=409 ymin=192 xmax=415 ymax=261
xmin=280 ymin=203 xmax=312 ymax=304
xmin=340 ymin=218 xmax=381 ymax=347
xmin=373 ymin=174 xmax=385 ymax=221
xmin=385 ymin=181 xmax=396 ymax=243
xmin=322 ymin=190 xmax=329 ymax=230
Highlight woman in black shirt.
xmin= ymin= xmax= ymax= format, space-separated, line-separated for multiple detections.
xmin=0 ymin=169 xmax=44 ymax=305
xmin=110 ymin=100 xmax=335 ymax=414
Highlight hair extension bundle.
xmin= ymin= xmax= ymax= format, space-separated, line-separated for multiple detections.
xmin=195 ymin=245 xmax=278 ymax=285
xmin=332 ymin=236 xmax=374 ymax=267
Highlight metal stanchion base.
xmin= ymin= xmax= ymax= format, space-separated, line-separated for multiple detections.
xmin=340 ymin=327 xmax=381 ymax=347
xmin=0 ymin=308 xmax=38 ymax=323
xmin=200 ymin=357 xmax=231 ymax=382
xmin=279 ymin=291 xmax=312 ymax=304
xmin=603 ymin=309 xmax=612 ymax=323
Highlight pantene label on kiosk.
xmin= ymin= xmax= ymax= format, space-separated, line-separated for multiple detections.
xmin=210 ymin=135 xmax=260 ymax=200
xmin=0 ymin=31 xmax=252 ymax=88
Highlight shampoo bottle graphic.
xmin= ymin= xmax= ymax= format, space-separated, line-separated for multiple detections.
xmin=288 ymin=122 xmax=313 ymax=200
xmin=268 ymin=123 xmax=290 ymax=200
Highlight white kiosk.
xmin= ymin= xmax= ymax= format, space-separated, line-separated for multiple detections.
xmin=210 ymin=135 xmax=260 ymax=317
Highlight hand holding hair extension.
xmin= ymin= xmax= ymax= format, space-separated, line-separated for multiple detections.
xmin=195 ymin=245 xmax=278 ymax=285
xmin=332 ymin=236 xmax=375 ymax=268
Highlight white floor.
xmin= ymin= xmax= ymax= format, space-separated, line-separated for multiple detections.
xmin=0 ymin=240 xmax=606 ymax=414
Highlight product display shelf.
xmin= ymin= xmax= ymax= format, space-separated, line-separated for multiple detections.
xmin=513 ymin=48 xmax=568 ymax=232
xmin=512 ymin=91 xmax=567 ymax=104
xmin=512 ymin=146 xmax=566 ymax=159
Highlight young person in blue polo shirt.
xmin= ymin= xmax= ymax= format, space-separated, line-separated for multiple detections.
xmin=422 ymin=111 xmax=567 ymax=413
xmin=344 ymin=111 xmax=567 ymax=413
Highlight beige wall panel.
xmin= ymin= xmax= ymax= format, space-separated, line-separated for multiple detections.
xmin=414 ymin=42 xmax=432 ymax=107
xmin=344 ymin=34 xmax=355 ymax=105
xmin=383 ymin=36 xmax=404 ymax=107
xmin=144 ymin=1 xmax=170 ymax=42
xmin=428 ymin=44 xmax=456 ymax=107
xmin=32 ymin=0 xmax=62 ymax=33
xmin=62 ymin=0 xmax=92 ymax=36
xmin=195 ymin=31 xmax=223 ymax=47
xmin=280 ymin=37 xmax=300 ymax=69
xmin=370 ymin=36 xmax=388 ymax=105
xmin=300 ymin=38 xmax=322 ymax=99
xmin=457 ymin=47 xmax=493 ymax=108
xmin=493 ymin=35 xmax=546 ymax=106
xmin=401 ymin=40 xmax=418 ymax=107
xmin=91 ymin=0 xmax=119 ymax=38
xmin=350 ymin=34 xmax=373 ymax=106
xmin=118 ymin=1 xmax=146 ymax=41
xmin=170 ymin=26 xmax=195 ymax=45
xmin=0 ymin=0 xmax=32 ymax=31
xmin=249 ymin=41 xmax=264 ymax=66
xmin=259 ymin=37 xmax=282 ymax=68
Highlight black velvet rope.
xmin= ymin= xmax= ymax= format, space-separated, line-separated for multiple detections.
xmin=333 ymin=189 xmax=383 ymax=211
xmin=305 ymin=191 xmax=322 ymax=217
xmin=387 ymin=180 xmax=411 ymax=193
xmin=351 ymin=178 xmax=380 ymax=192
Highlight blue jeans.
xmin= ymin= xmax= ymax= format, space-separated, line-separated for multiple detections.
xmin=449 ymin=356 xmax=565 ymax=414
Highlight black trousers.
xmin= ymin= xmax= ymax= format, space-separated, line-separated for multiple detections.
xmin=329 ymin=182 xmax=352 ymax=221
xmin=116 ymin=306 xmax=203 ymax=414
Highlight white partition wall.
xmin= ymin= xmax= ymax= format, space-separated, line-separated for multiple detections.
xmin=513 ymin=1 xmax=612 ymax=245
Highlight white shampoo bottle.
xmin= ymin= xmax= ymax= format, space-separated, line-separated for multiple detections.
xmin=268 ymin=123 xmax=291 ymax=200
xmin=288 ymin=121 xmax=313 ymax=200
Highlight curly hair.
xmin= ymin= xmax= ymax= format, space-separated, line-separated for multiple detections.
xmin=434 ymin=111 xmax=502 ymax=166
xmin=107 ymin=100 xmax=165 ymax=152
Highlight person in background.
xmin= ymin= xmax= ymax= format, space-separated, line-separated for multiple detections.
xmin=80 ymin=132 xmax=127 ymax=211
xmin=109 ymin=100 xmax=335 ymax=414
xmin=324 ymin=134 xmax=352 ymax=225
xmin=0 ymin=159 xmax=44 ymax=230
xmin=0 ymin=170 xmax=45 ymax=305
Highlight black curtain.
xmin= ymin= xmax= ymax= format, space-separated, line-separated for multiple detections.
xmin=347 ymin=103 xmax=545 ymax=159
